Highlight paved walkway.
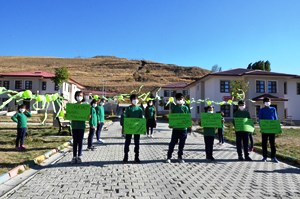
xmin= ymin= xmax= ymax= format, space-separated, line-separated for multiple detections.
xmin=2 ymin=122 xmax=300 ymax=199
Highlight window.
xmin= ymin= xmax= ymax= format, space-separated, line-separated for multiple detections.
xmin=220 ymin=80 xmax=230 ymax=93
xmin=15 ymin=80 xmax=22 ymax=89
xmin=171 ymin=90 xmax=177 ymax=97
xmin=256 ymin=80 xmax=265 ymax=93
xmin=25 ymin=81 xmax=32 ymax=89
xmin=284 ymin=82 xmax=287 ymax=95
xmin=297 ymin=83 xmax=300 ymax=95
xmin=3 ymin=81 xmax=9 ymax=89
xmin=268 ymin=81 xmax=277 ymax=93
xmin=221 ymin=105 xmax=231 ymax=117
xmin=42 ymin=81 xmax=47 ymax=90
xmin=54 ymin=83 xmax=59 ymax=91
xmin=182 ymin=90 xmax=189 ymax=96
xmin=164 ymin=90 xmax=170 ymax=97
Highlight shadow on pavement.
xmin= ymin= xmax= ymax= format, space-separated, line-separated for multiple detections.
xmin=254 ymin=168 xmax=300 ymax=174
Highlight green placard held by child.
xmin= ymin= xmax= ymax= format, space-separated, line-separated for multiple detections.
xmin=260 ymin=120 xmax=282 ymax=134
xmin=168 ymin=113 xmax=192 ymax=128
xmin=234 ymin=118 xmax=255 ymax=133
xmin=200 ymin=113 xmax=222 ymax=128
xmin=65 ymin=103 xmax=90 ymax=121
xmin=124 ymin=118 xmax=146 ymax=135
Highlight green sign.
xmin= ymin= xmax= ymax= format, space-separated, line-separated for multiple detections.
xmin=169 ymin=113 xmax=192 ymax=128
xmin=200 ymin=113 xmax=222 ymax=128
xmin=234 ymin=118 xmax=255 ymax=133
xmin=260 ymin=120 xmax=282 ymax=134
xmin=124 ymin=118 xmax=146 ymax=135
xmin=65 ymin=103 xmax=90 ymax=121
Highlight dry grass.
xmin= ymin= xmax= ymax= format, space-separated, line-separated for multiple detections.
xmin=0 ymin=56 xmax=209 ymax=94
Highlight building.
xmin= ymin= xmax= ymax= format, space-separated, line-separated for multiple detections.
xmin=154 ymin=68 xmax=300 ymax=125
xmin=0 ymin=71 xmax=85 ymax=112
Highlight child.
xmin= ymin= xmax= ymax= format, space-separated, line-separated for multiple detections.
xmin=120 ymin=108 xmax=126 ymax=138
xmin=233 ymin=100 xmax=252 ymax=161
xmin=11 ymin=104 xmax=32 ymax=151
xmin=87 ymin=99 xmax=98 ymax=151
xmin=203 ymin=106 xmax=216 ymax=161
xmin=217 ymin=111 xmax=225 ymax=145
xmin=259 ymin=97 xmax=279 ymax=163
xmin=145 ymin=100 xmax=156 ymax=138
xmin=166 ymin=93 xmax=190 ymax=163
xmin=70 ymin=91 xmax=86 ymax=164
xmin=96 ymin=98 xmax=106 ymax=144
xmin=123 ymin=94 xmax=144 ymax=163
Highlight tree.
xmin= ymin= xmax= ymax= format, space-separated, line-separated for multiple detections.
xmin=230 ymin=80 xmax=249 ymax=101
xmin=247 ymin=60 xmax=271 ymax=71
xmin=211 ymin=64 xmax=222 ymax=72
xmin=52 ymin=67 xmax=70 ymax=87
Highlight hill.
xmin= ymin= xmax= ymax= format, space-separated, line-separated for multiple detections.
xmin=0 ymin=56 xmax=210 ymax=94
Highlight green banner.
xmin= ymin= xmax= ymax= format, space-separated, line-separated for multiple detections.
xmin=260 ymin=120 xmax=282 ymax=134
xmin=124 ymin=118 xmax=146 ymax=135
xmin=200 ymin=113 xmax=222 ymax=128
xmin=65 ymin=103 xmax=90 ymax=121
xmin=169 ymin=113 xmax=192 ymax=128
xmin=234 ymin=118 xmax=254 ymax=133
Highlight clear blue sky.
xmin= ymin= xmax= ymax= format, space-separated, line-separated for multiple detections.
xmin=1 ymin=0 xmax=300 ymax=75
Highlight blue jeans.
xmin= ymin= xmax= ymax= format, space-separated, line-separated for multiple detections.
xmin=72 ymin=129 xmax=84 ymax=157
xmin=16 ymin=128 xmax=26 ymax=147
xmin=167 ymin=129 xmax=187 ymax=159
xmin=88 ymin=127 xmax=96 ymax=148
xmin=124 ymin=134 xmax=140 ymax=158
xmin=96 ymin=122 xmax=104 ymax=141
xmin=204 ymin=136 xmax=214 ymax=158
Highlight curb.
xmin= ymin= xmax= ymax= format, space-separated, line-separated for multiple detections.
xmin=0 ymin=165 xmax=26 ymax=185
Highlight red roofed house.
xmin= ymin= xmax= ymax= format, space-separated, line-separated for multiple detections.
xmin=0 ymin=71 xmax=85 ymax=112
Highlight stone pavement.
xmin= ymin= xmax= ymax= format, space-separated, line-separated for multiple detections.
xmin=2 ymin=122 xmax=300 ymax=199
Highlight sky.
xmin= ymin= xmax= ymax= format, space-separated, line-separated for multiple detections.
xmin=1 ymin=0 xmax=300 ymax=75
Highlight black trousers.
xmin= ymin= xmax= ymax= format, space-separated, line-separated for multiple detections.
xmin=87 ymin=127 xmax=95 ymax=148
xmin=167 ymin=129 xmax=187 ymax=159
xmin=72 ymin=129 xmax=85 ymax=157
xmin=262 ymin=133 xmax=276 ymax=158
xmin=124 ymin=134 xmax=140 ymax=157
xmin=16 ymin=128 xmax=26 ymax=147
xmin=236 ymin=132 xmax=249 ymax=158
xmin=204 ymin=136 xmax=214 ymax=158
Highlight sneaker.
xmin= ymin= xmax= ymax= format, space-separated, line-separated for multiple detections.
xmin=150 ymin=134 xmax=153 ymax=138
xmin=134 ymin=158 xmax=141 ymax=163
xmin=249 ymin=148 xmax=254 ymax=152
xmin=262 ymin=157 xmax=267 ymax=162
xmin=272 ymin=157 xmax=279 ymax=163
xmin=71 ymin=157 xmax=77 ymax=164
xmin=238 ymin=156 xmax=244 ymax=161
xmin=166 ymin=159 xmax=171 ymax=163
xmin=210 ymin=157 xmax=215 ymax=161
xmin=99 ymin=139 xmax=105 ymax=143
xmin=77 ymin=156 xmax=82 ymax=164
xmin=178 ymin=159 xmax=185 ymax=163
xmin=245 ymin=157 xmax=253 ymax=161
xmin=147 ymin=134 xmax=150 ymax=138
xmin=20 ymin=145 xmax=26 ymax=151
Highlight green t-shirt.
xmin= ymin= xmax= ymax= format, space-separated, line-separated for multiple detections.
xmin=96 ymin=106 xmax=105 ymax=123
xmin=11 ymin=112 xmax=32 ymax=128
xmin=89 ymin=107 xmax=98 ymax=128
xmin=125 ymin=105 xmax=144 ymax=118
xmin=145 ymin=106 xmax=155 ymax=119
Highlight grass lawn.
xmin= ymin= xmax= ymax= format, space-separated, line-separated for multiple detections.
xmin=196 ymin=124 xmax=300 ymax=165
xmin=0 ymin=126 xmax=71 ymax=175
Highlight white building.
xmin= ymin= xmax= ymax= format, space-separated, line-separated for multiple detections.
xmin=0 ymin=71 xmax=85 ymax=112
xmin=154 ymin=68 xmax=300 ymax=125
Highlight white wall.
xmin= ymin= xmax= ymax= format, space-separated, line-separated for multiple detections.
xmin=285 ymin=78 xmax=300 ymax=122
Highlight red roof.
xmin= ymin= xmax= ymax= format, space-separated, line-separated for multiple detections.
xmin=0 ymin=71 xmax=54 ymax=78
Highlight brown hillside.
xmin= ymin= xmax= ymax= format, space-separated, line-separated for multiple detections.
xmin=0 ymin=56 xmax=210 ymax=94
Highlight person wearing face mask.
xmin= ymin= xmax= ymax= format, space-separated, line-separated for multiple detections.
xmin=87 ymin=99 xmax=98 ymax=151
xmin=166 ymin=93 xmax=190 ymax=163
xmin=233 ymin=100 xmax=253 ymax=161
xmin=216 ymin=111 xmax=225 ymax=145
xmin=123 ymin=94 xmax=144 ymax=163
xmin=258 ymin=97 xmax=279 ymax=163
xmin=11 ymin=104 xmax=32 ymax=151
xmin=95 ymin=98 xmax=106 ymax=144
xmin=203 ymin=106 xmax=216 ymax=161
xmin=69 ymin=91 xmax=86 ymax=164
xmin=145 ymin=100 xmax=156 ymax=138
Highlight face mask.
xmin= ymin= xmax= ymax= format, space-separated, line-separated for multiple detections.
xmin=264 ymin=102 xmax=271 ymax=107
xmin=149 ymin=102 xmax=153 ymax=106
xmin=100 ymin=102 xmax=104 ymax=106
xmin=208 ymin=111 xmax=214 ymax=113
xmin=19 ymin=109 xmax=26 ymax=113
xmin=132 ymin=99 xmax=139 ymax=105
xmin=239 ymin=105 xmax=246 ymax=111
xmin=76 ymin=96 xmax=83 ymax=102
xmin=176 ymin=100 xmax=185 ymax=105
xmin=92 ymin=104 xmax=97 ymax=108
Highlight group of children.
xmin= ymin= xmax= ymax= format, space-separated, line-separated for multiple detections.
xmin=11 ymin=90 xmax=279 ymax=164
